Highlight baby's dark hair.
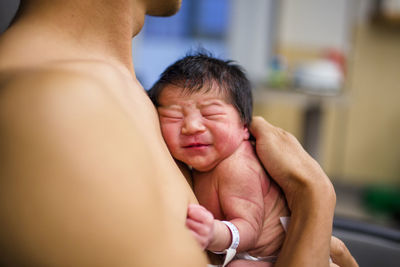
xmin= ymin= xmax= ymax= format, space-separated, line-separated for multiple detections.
xmin=148 ymin=51 xmax=253 ymax=126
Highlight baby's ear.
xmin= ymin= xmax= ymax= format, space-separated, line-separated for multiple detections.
xmin=243 ymin=125 xmax=250 ymax=140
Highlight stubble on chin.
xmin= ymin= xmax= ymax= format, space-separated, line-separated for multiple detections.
xmin=146 ymin=0 xmax=182 ymax=17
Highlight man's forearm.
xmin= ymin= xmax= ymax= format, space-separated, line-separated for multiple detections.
xmin=275 ymin=182 xmax=336 ymax=267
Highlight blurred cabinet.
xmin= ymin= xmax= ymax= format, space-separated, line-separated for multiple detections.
xmin=253 ymin=88 xmax=348 ymax=166
xmin=371 ymin=0 xmax=400 ymax=26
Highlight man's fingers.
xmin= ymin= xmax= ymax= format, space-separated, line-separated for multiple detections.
xmin=330 ymin=236 xmax=358 ymax=267
xmin=249 ymin=116 xmax=272 ymax=139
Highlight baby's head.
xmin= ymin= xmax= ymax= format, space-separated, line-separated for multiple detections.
xmin=148 ymin=52 xmax=253 ymax=171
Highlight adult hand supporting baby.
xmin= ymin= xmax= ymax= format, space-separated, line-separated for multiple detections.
xmin=330 ymin=236 xmax=359 ymax=267
xmin=250 ymin=116 xmax=342 ymax=267
xmin=250 ymin=116 xmax=335 ymax=210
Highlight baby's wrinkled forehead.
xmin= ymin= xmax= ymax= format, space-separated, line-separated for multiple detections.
xmin=159 ymin=80 xmax=232 ymax=103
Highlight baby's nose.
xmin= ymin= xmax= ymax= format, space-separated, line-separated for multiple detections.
xmin=181 ymin=116 xmax=206 ymax=135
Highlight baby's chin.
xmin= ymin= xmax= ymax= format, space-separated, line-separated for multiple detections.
xmin=191 ymin=165 xmax=214 ymax=172
xmin=183 ymin=160 xmax=218 ymax=173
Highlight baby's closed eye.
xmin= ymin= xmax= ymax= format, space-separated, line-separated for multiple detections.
xmin=158 ymin=108 xmax=183 ymax=122
xmin=160 ymin=115 xmax=183 ymax=124
xmin=201 ymin=108 xmax=226 ymax=119
xmin=203 ymin=113 xmax=225 ymax=120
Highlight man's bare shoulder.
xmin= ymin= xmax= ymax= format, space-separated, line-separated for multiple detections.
xmin=0 ymin=68 xmax=208 ymax=267
xmin=0 ymin=66 xmax=144 ymax=170
xmin=0 ymin=67 xmax=126 ymax=126
xmin=1 ymin=66 xmax=110 ymax=101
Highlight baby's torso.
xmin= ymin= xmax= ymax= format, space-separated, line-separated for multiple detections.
xmin=193 ymin=141 xmax=289 ymax=257
xmin=193 ymin=141 xmax=267 ymax=218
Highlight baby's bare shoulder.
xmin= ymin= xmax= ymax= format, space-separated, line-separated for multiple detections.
xmin=217 ymin=142 xmax=265 ymax=179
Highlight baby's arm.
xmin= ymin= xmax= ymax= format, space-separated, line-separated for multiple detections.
xmin=186 ymin=203 xmax=239 ymax=254
xmin=186 ymin=203 xmax=237 ymax=252
xmin=187 ymin=184 xmax=285 ymax=255
xmin=206 ymin=165 xmax=267 ymax=253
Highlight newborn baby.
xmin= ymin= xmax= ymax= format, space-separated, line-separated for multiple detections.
xmin=148 ymin=53 xmax=290 ymax=266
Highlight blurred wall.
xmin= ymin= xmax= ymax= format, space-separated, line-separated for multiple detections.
xmin=228 ymin=0 xmax=278 ymax=82
xmin=254 ymin=0 xmax=400 ymax=186
xmin=328 ymin=25 xmax=400 ymax=185
xmin=279 ymin=0 xmax=352 ymax=52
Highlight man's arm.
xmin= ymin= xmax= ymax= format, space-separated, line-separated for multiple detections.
xmin=0 ymin=71 xmax=207 ymax=266
xmin=250 ymin=117 xmax=337 ymax=267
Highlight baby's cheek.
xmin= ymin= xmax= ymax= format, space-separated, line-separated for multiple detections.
xmin=161 ymin=124 xmax=173 ymax=147
xmin=160 ymin=125 xmax=178 ymax=150
xmin=216 ymin=132 xmax=241 ymax=155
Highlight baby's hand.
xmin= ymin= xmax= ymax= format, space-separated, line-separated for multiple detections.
xmin=186 ymin=204 xmax=215 ymax=249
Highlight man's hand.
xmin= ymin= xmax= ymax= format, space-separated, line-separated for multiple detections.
xmin=186 ymin=204 xmax=215 ymax=249
xmin=250 ymin=116 xmax=335 ymax=211
xmin=330 ymin=236 xmax=359 ymax=267
xmin=250 ymin=116 xmax=338 ymax=267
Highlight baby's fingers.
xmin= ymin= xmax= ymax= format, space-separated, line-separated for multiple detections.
xmin=187 ymin=204 xmax=214 ymax=224
xmin=186 ymin=218 xmax=214 ymax=249
xmin=186 ymin=204 xmax=215 ymax=249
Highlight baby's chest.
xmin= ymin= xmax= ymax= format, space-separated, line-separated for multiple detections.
xmin=193 ymin=174 xmax=225 ymax=219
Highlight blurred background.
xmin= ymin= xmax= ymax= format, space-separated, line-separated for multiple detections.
xmin=133 ymin=0 xmax=400 ymax=233
xmin=1 ymin=0 xmax=399 ymax=264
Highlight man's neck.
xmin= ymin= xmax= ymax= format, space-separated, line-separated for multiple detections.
xmin=0 ymin=0 xmax=146 ymax=76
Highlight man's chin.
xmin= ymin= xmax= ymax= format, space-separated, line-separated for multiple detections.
xmin=146 ymin=0 xmax=182 ymax=17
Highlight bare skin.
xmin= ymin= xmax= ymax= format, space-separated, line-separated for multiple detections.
xmin=157 ymin=85 xmax=288 ymax=265
xmin=0 ymin=0 xmax=357 ymax=266
xmin=193 ymin=141 xmax=289 ymax=254
xmin=330 ymin=236 xmax=359 ymax=267
xmin=0 ymin=0 xmax=206 ymax=266
xmin=250 ymin=117 xmax=337 ymax=267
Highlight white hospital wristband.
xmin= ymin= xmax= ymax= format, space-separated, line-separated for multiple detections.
xmin=211 ymin=221 xmax=240 ymax=267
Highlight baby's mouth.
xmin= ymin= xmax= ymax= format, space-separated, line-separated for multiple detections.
xmin=184 ymin=143 xmax=209 ymax=148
